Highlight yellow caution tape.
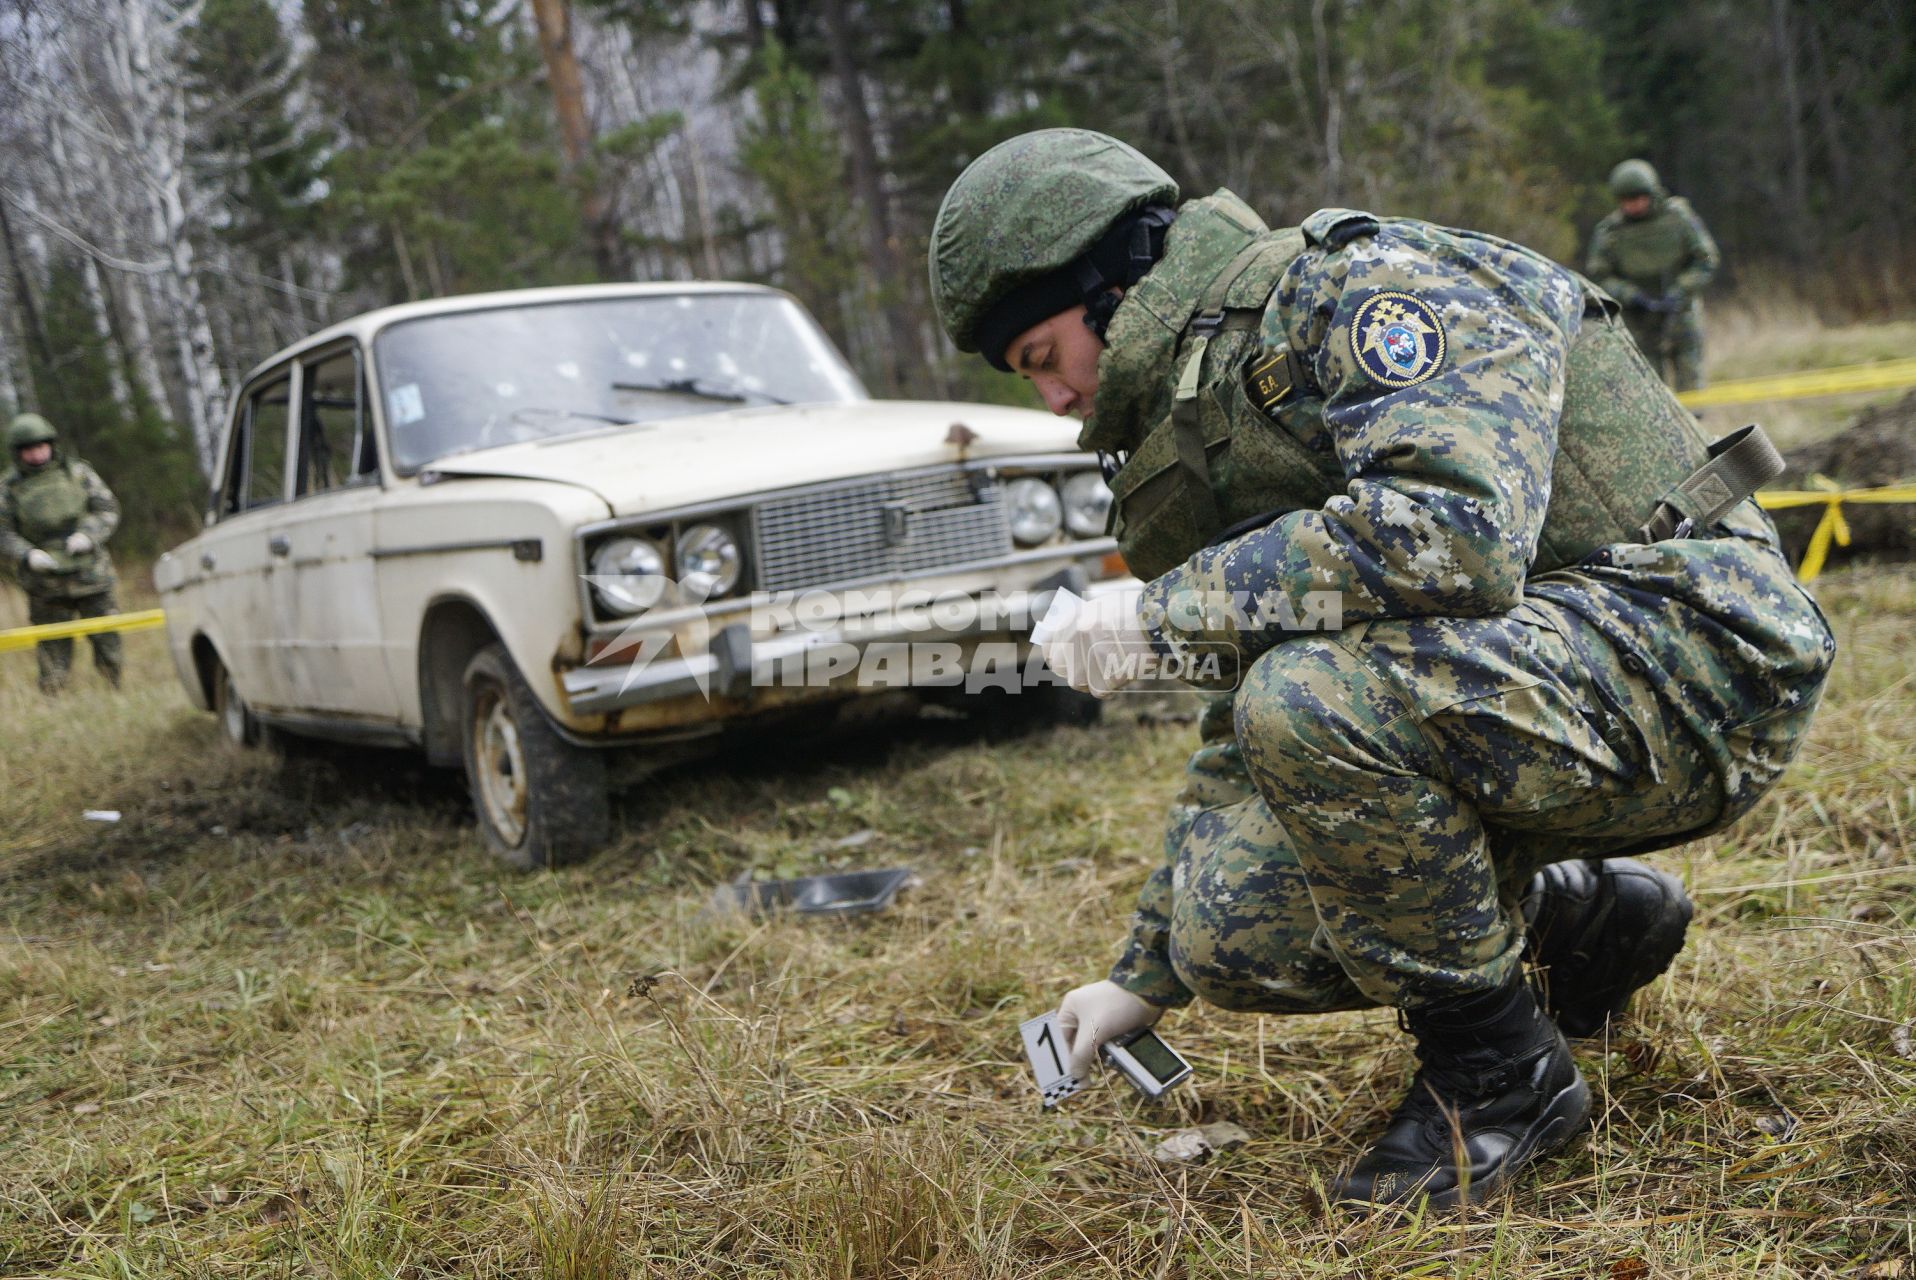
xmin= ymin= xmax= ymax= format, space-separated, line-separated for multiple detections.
xmin=1678 ymin=356 xmax=1916 ymax=408
xmin=1755 ymin=483 xmax=1916 ymax=582
xmin=0 ymin=607 xmax=168 ymax=652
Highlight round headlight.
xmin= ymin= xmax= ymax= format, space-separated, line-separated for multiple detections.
xmin=1005 ymin=477 xmax=1063 ymax=546
xmin=676 ymin=523 xmax=742 ymax=597
xmin=1060 ymin=470 xmax=1113 ymax=537
xmin=589 ymin=536 xmax=668 ymax=614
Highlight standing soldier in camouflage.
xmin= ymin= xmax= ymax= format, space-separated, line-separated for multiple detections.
xmin=930 ymin=130 xmax=1832 ymax=1207
xmin=1586 ymin=159 xmax=1721 ymax=391
xmin=1 ymin=413 xmax=125 ymax=693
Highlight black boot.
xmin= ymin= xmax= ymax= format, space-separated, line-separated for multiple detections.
xmin=1334 ymin=978 xmax=1589 ymax=1208
xmin=1522 ymin=858 xmax=1693 ymax=1038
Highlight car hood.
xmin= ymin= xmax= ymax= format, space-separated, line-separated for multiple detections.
xmin=418 ymin=399 xmax=1083 ymax=516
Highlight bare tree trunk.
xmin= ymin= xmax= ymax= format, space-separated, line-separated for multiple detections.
xmin=613 ymin=27 xmax=685 ymax=279
xmin=819 ymin=0 xmax=908 ymax=395
xmin=108 ymin=0 xmax=229 ymax=471
xmin=90 ymin=136 xmax=175 ymax=415
xmin=529 ymin=0 xmax=627 ymax=279
xmin=391 ymin=222 xmax=423 ymax=300
xmin=0 ymin=198 xmax=56 ymax=400
xmin=1310 ymin=0 xmax=1345 ymax=205
xmin=119 ymin=270 xmax=178 ymax=420
xmin=1800 ymin=12 xmax=1850 ymax=197
xmin=1155 ymin=2 xmax=1206 ymax=193
xmin=45 ymin=115 xmax=134 ymax=415
xmin=685 ymin=125 xmax=722 ymax=279
xmin=278 ymin=247 xmax=309 ymax=335
xmin=0 ymin=201 xmax=41 ymax=413
xmin=1770 ymin=0 xmax=1812 ymax=255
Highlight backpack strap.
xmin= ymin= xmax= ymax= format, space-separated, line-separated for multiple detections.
xmin=1637 ymin=423 xmax=1785 ymax=542
xmin=1170 ymin=238 xmax=1294 ymax=541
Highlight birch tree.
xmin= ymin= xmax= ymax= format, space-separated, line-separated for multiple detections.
xmin=102 ymin=0 xmax=227 ymax=468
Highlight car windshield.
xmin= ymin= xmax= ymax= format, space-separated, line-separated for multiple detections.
xmin=372 ymin=292 xmax=867 ymax=473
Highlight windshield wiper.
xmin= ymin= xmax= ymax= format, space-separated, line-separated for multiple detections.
xmin=512 ymin=406 xmax=631 ymax=426
xmin=612 ymin=377 xmax=789 ymax=405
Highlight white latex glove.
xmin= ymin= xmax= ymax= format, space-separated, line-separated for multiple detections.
xmin=65 ymin=532 xmax=93 ymax=556
xmin=25 ymin=548 xmax=57 ymax=573
xmin=1030 ymin=586 xmax=1157 ymax=698
xmin=1056 ymin=979 xmax=1163 ymax=1081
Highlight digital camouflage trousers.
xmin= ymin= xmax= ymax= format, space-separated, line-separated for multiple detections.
xmin=28 ymin=589 xmax=123 ymax=694
xmin=1110 ymin=595 xmax=1816 ymax=1013
xmin=1624 ymin=304 xmax=1706 ymax=393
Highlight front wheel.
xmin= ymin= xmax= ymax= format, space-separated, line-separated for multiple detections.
xmin=461 ymin=642 xmax=610 ymax=869
xmin=971 ymin=679 xmax=1103 ymax=741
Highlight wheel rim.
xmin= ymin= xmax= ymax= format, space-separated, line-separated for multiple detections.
xmin=219 ymin=670 xmax=247 ymax=745
xmin=472 ymin=684 xmax=529 ymax=848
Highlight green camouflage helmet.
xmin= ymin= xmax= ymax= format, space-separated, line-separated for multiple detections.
xmin=1609 ymin=159 xmax=1663 ymax=199
xmin=7 ymin=413 xmax=57 ymax=452
xmin=929 ymin=129 xmax=1179 ymax=365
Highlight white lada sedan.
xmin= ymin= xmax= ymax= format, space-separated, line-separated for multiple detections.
xmin=155 ymin=284 xmax=1133 ymax=866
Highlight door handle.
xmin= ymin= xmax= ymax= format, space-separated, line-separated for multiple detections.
xmin=200 ymin=553 xmax=215 ymax=571
xmin=268 ymin=534 xmax=291 ymax=557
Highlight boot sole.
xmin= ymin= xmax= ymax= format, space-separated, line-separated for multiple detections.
xmin=1433 ymin=1071 xmax=1593 ymax=1208
xmin=1553 ymin=868 xmax=1695 ymax=1039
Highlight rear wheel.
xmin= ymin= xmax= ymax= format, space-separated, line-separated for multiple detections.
xmin=461 ymin=642 xmax=609 ymax=869
xmin=212 ymin=657 xmax=263 ymax=749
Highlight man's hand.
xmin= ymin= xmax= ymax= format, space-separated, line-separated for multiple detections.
xmin=1640 ymin=292 xmax=1683 ymax=314
xmin=1031 ymin=586 xmax=1157 ymax=697
xmin=25 ymin=548 xmax=57 ymax=573
xmin=65 ymin=532 xmax=93 ymax=556
xmin=1056 ymin=979 xmax=1162 ymax=1080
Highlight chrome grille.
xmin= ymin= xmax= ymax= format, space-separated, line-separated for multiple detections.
xmin=753 ymin=469 xmax=1010 ymax=592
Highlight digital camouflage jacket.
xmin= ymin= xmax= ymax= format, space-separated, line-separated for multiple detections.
xmin=1090 ymin=192 xmax=1832 ymax=819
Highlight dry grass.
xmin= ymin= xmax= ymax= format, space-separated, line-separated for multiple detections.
xmin=1697 ymin=299 xmax=1916 ymax=451
xmin=1 ymin=568 xmax=1913 ymax=1275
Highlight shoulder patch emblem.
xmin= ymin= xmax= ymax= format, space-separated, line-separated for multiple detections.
xmin=1349 ymin=292 xmax=1446 ymax=388
xmin=1242 ymin=346 xmax=1295 ymax=422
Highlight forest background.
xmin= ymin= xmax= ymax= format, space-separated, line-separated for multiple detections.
xmin=1 ymin=0 xmax=1912 ymax=556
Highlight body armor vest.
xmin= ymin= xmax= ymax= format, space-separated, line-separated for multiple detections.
xmin=1102 ymin=203 xmax=1727 ymax=583
xmin=8 ymin=460 xmax=106 ymax=593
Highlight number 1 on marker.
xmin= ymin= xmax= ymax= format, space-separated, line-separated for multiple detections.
xmin=1019 ymin=1012 xmax=1081 ymax=1107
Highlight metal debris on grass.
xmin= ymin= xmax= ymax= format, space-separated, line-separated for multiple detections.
xmin=706 ymin=867 xmax=918 ymax=919
xmin=1151 ymin=1121 xmax=1252 ymax=1164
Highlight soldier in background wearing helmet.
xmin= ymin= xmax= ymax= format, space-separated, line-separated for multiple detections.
xmin=1 ymin=413 xmax=125 ymax=693
xmin=930 ymin=130 xmax=1831 ymax=1207
xmin=1587 ymin=159 xmax=1721 ymax=391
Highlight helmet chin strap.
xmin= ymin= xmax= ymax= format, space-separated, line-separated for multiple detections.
xmin=1078 ymin=205 xmax=1177 ymax=343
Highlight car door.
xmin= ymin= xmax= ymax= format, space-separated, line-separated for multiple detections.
xmin=273 ymin=343 xmax=398 ymax=719
xmin=194 ymin=369 xmax=295 ymax=710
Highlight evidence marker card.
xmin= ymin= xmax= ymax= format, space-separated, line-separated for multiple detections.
xmin=1019 ymin=1012 xmax=1082 ymax=1108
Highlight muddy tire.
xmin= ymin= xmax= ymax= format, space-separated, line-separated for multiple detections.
xmin=461 ymin=642 xmax=609 ymax=869
xmin=976 ymin=680 xmax=1103 ymax=741
xmin=212 ymin=656 xmax=265 ymax=749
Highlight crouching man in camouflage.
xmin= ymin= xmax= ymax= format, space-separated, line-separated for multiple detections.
xmin=929 ymin=131 xmax=1833 ymax=1206
xmin=2 ymin=413 xmax=125 ymax=693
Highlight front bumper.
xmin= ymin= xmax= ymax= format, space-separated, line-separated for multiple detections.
xmin=562 ymin=573 xmax=1137 ymax=716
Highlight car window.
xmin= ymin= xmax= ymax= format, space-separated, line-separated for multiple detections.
xmin=373 ymin=292 xmax=868 ymax=474
xmin=214 ymin=404 xmax=248 ymax=519
xmin=245 ymin=378 xmax=291 ymax=510
xmin=296 ymin=348 xmax=378 ymax=497
xmin=214 ymin=375 xmax=292 ymax=518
